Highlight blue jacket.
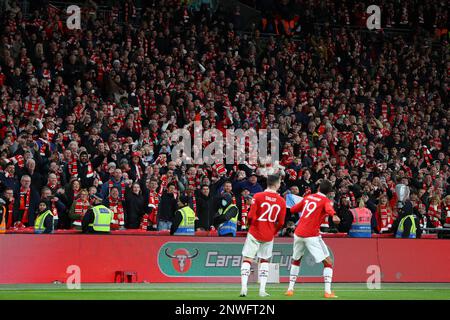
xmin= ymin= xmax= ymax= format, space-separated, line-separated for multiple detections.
xmin=234 ymin=180 xmax=263 ymax=195
xmin=100 ymin=178 xmax=126 ymax=200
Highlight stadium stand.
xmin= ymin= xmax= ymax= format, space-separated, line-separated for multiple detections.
xmin=0 ymin=0 xmax=448 ymax=237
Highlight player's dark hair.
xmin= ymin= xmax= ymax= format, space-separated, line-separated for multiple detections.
xmin=319 ymin=180 xmax=333 ymax=195
xmin=267 ymin=174 xmax=281 ymax=187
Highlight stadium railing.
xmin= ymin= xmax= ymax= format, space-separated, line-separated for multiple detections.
xmin=4 ymin=228 xmax=440 ymax=239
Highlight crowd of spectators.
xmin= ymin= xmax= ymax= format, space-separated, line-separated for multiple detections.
xmin=0 ymin=0 xmax=448 ymax=235
xmin=242 ymin=0 xmax=449 ymax=37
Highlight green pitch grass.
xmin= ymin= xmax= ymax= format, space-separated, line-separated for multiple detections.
xmin=0 ymin=283 xmax=449 ymax=300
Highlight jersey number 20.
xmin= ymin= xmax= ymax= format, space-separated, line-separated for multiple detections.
xmin=257 ymin=202 xmax=281 ymax=222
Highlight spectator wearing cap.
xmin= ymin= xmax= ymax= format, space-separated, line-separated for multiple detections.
xmin=214 ymin=192 xmax=239 ymax=237
xmin=234 ymin=173 xmax=263 ymax=195
xmin=170 ymin=194 xmax=196 ymax=235
xmin=101 ymin=162 xmax=117 ymax=184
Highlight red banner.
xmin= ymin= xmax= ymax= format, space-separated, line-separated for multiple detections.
xmin=0 ymin=234 xmax=449 ymax=284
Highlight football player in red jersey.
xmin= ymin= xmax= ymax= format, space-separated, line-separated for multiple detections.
xmin=240 ymin=174 xmax=287 ymax=297
xmin=285 ymin=180 xmax=340 ymax=298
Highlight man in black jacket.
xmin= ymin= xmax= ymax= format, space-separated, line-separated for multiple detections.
xmin=157 ymin=183 xmax=178 ymax=231
xmin=334 ymin=196 xmax=353 ymax=233
xmin=194 ymin=184 xmax=215 ymax=231
xmin=77 ymin=150 xmax=105 ymax=188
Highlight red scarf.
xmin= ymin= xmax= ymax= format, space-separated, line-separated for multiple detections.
xmin=6 ymin=154 xmax=24 ymax=168
xmin=25 ymin=101 xmax=41 ymax=114
xmin=134 ymin=117 xmax=142 ymax=134
xmin=144 ymin=191 xmax=159 ymax=229
xmin=343 ymin=191 xmax=356 ymax=208
xmin=74 ymin=199 xmax=89 ymax=226
xmin=192 ymin=196 xmax=197 ymax=217
xmin=109 ymin=196 xmax=124 ymax=229
xmin=376 ymin=204 xmax=393 ymax=232
xmin=241 ymin=196 xmax=250 ymax=229
xmin=140 ymin=214 xmax=149 ymax=230
xmin=47 ymin=178 xmax=61 ymax=191
xmin=72 ymin=189 xmax=80 ymax=200
xmin=381 ymin=101 xmax=390 ymax=119
xmin=51 ymin=201 xmax=58 ymax=218
xmin=69 ymin=157 xmax=78 ymax=177
xmin=428 ymin=204 xmax=442 ymax=228
xmin=109 ymin=180 xmax=125 ymax=200
xmin=134 ymin=164 xmax=143 ymax=181
xmin=74 ymin=199 xmax=89 ymax=215
xmin=19 ymin=188 xmax=31 ymax=224
xmin=422 ymin=145 xmax=432 ymax=167
xmin=39 ymin=138 xmax=49 ymax=156
xmin=86 ymin=161 xmax=94 ymax=178
xmin=7 ymin=199 xmax=14 ymax=229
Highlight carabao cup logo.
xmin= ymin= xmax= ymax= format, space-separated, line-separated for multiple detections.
xmin=164 ymin=248 xmax=199 ymax=273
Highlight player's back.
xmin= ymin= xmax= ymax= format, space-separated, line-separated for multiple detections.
xmin=248 ymin=190 xmax=286 ymax=242
xmin=291 ymin=192 xmax=335 ymax=238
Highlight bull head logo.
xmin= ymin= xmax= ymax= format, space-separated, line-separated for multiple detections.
xmin=164 ymin=248 xmax=199 ymax=273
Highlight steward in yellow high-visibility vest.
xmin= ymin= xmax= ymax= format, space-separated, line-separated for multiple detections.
xmin=214 ymin=193 xmax=239 ymax=237
xmin=34 ymin=201 xmax=54 ymax=234
xmin=395 ymin=215 xmax=418 ymax=238
xmin=82 ymin=203 xmax=113 ymax=233
xmin=171 ymin=195 xmax=196 ymax=235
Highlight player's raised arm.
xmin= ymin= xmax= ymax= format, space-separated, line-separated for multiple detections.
xmin=290 ymin=198 xmax=305 ymax=214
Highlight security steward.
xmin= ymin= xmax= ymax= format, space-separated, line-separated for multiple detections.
xmin=34 ymin=200 xmax=54 ymax=234
xmin=393 ymin=198 xmax=422 ymax=239
xmin=170 ymin=195 xmax=196 ymax=235
xmin=348 ymin=198 xmax=372 ymax=238
xmin=81 ymin=198 xmax=113 ymax=234
xmin=214 ymin=193 xmax=239 ymax=237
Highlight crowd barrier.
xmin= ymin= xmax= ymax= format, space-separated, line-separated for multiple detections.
xmin=0 ymin=233 xmax=448 ymax=284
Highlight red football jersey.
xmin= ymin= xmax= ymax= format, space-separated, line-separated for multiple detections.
xmin=291 ymin=192 xmax=336 ymax=238
xmin=247 ymin=189 xmax=287 ymax=242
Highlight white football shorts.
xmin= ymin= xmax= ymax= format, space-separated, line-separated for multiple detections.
xmin=242 ymin=232 xmax=274 ymax=260
xmin=292 ymin=234 xmax=330 ymax=263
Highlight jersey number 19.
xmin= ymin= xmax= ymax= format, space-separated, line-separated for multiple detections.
xmin=301 ymin=200 xmax=317 ymax=218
